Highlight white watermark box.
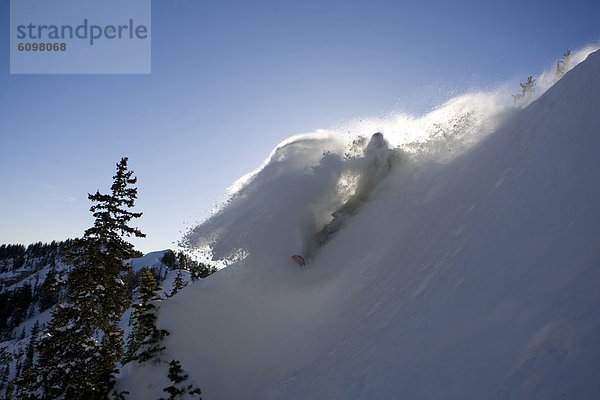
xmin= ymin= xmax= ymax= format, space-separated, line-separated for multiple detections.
xmin=10 ymin=0 xmax=151 ymax=74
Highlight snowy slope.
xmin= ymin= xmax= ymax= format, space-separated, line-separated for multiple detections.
xmin=125 ymin=249 xmax=170 ymax=272
xmin=0 ymin=248 xmax=178 ymax=396
xmin=120 ymin=48 xmax=600 ymax=399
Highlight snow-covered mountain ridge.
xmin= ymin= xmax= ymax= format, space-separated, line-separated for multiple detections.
xmin=121 ymin=49 xmax=600 ymax=399
xmin=0 ymin=245 xmax=199 ymax=397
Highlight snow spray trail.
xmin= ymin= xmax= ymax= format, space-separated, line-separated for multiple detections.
xmin=182 ymin=45 xmax=598 ymax=265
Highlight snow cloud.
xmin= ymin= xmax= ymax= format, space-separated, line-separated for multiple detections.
xmin=182 ymin=45 xmax=599 ymax=265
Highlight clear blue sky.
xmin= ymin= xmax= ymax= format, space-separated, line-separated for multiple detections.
xmin=1 ymin=0 xmax=599 ymax=253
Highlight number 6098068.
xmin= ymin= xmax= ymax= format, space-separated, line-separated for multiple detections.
xmin=17 ymin=42 xmax=67 ymax=51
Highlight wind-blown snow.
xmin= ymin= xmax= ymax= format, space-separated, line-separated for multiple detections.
xmin=121 ymin=46 xmax=600 ymax=399
xmin=182 ymin=46 xmax=596 ymax=267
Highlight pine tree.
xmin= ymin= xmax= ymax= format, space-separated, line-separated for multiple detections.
xmin=161 ymin=250 xmax=176 ymax=268
xmin=18 ymin=326 xmax=26 ymax=340
xmin=12 ymin=361 xmax=22 ymax=391
xmin=4 ymin=377 xmax=15 ymax=399
xmin=512 ymin=75 xmax=536 ymax=104
xmin=126 ymin=269 xmax=169 ymax=363
xmin=160 ymin=250 xmax=176 ymax=281
xmin=520 ymin=76 xmax=535 ymax=95
xmin=170 ymin=269 xmax=185 ymax=297
xmin=0 ymin=364 xmax=9 ymax=392
xmin=23 ymin=321 xmax=40 ymax=370
xmin=11 ymin=284 xmax=33 ymax=328
xmin=555 ymin=50 xmax=572 ymax=78
xmin=13 ymin=321 xmax=41 ymax=398
xmin=0 ymin=347 xmax=11 ymax=393
xmin=26 ymin=157 xmax=145 ymax=399
xmin=160 ymin=359 xmax=202 ymax=400
xmin=37 ymin=267 xmax=59 ymax=312
xmin=189 ymin=261 xmax=217 ymax=281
